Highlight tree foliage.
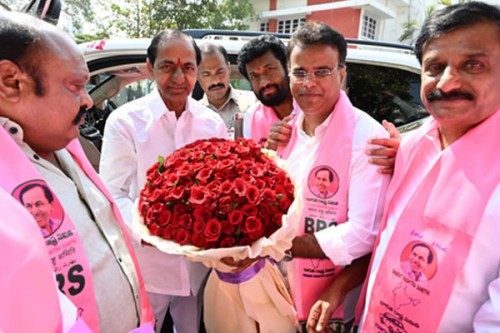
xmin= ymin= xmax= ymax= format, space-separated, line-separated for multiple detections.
xmin=399 ymin=0 xmax=470 ymax=45
xmin=108 ymin=0 xmax=257 ymax=38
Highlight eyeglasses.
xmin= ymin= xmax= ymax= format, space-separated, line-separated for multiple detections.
xmin=290 ymin=66 xmax=341 ymax=82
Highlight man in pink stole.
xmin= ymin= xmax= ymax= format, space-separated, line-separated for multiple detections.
xmin=237 ymin=35 xmax=296 ymax=147
xmin=357 ymin=3 xmax=500 ymax=332
xmin=0 ymin=13 xmax=153 ymax=332
xmin=280 ymin=22 xmax=390 ymax=332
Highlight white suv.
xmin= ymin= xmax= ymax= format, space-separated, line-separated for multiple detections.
xmin=79 ymin=30 xmax=427 ymax=167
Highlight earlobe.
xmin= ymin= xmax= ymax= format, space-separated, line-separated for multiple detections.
xmin=0 ymin=60 xmax=23 ymax=102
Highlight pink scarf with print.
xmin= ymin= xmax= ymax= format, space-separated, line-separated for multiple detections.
xmin=0 ymin=127 xmax=154 ymax=332
xmin=280 ymin=91 xmax=355 ymax=322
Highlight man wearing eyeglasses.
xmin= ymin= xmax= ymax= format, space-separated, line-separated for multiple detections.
xmin=279 ymin=22 xmax=391 ymax=332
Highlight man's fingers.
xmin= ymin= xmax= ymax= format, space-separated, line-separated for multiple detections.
xmin=220 ymin=256 xmax=258 ymax=272
xmin=377 ymin=167 xmax=395 ymax=175
xmin=306 ymin=303 xmax=321 ymax=332
xmin=382 ymin=120 xmax=401 ymax=140
xmin=367 ymin=146 xmax=397 ymax=157
xmin=307 ymin=301 xmax=332 ymax=332
xmin=368 ymin=138 xmax=399 ymax=150
xmin=316 ymin=302 xmax=332 ymax=332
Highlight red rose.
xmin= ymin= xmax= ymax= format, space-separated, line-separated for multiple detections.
xmin=204 ymin=218 xmax=222 ymax=242
xmin=241 ymin=173 xmax=256 ymax=185
xmin=193 ymin=206 xmax=212 ymax=222
xmin=250 ymin=164 xmax=265 ymax=177
xmin=189 ymin=186 xmax=210 ymax=205
xmin=233 ymin=178 xmax=247 ymax=196
xmin=242 ymin=203 xmax=258 ymax=217
xmin=148 ymin=223 xmax=161 ymax=236
xmin=193 ymin=220 xmax=205 ymax=235
xmin=178 ymin=214 xmax=193 ymax=229
xmin=170 ymin=186 xmax=185 ymax=200
xmin=161 ymin=225 xmax=174 ymax=239
xmin=228 ymin=209 xmax=244 ymax=226
xmin=220 ymin=236 xmax=236 ymax=248
xmin=174 ymin=229 xmax=190 ymax=245
xmin=243 ymin=216 xmax=264 ymax=235
xmin=157 ymin=208 xmax=172 ymax=227
xmin=166 ymin=173 xmax=180 ymax=187
xmin=191 ymin=233 xmax=208 ymax=248
xmin=218 ymin=196 xmax=233 ymax=214
xmin=196 ymin=167 xmax=213 ymax=184
xmin=219 ymin=180 xmax=233 ymax=195
xmin=222 ymin=220 xmax=236 ymax=236
xmin=217 ymin=159 xmax=236 ymax=171
xmin=261 ymin=188 xmax=277 ymax=203
xmin=245 ymin=185 xmax=260 ymax=204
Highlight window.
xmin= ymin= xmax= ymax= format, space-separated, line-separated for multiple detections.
xmin=361 ymin=15 xmax=377 ymax=40
xmin=347 ymin=63 xmax=427 ymax=128
xmin=277 ymin=18 xmax=305 ymax=34
xmin=260 ymin=21 xmax=269 ymax=32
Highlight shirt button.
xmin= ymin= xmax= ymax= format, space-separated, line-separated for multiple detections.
xmin=33 ymin=155 xmax=40 ymax=160
xmin=8 ymin=127 xmax=18 ymax=134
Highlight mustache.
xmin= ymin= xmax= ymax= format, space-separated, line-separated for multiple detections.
xmin=426 ymin=89 xmax=474 ymax=102
xmin=208 ymin=83 xmax=225 ymax=91
xmin=258 ymin=84 xmax=279 ymax=96
xmin=73 ymin=107 xmax=88 ymax=125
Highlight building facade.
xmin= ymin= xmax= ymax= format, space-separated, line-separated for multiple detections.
xmin=248 ymin=0 xmax=425 ymax=43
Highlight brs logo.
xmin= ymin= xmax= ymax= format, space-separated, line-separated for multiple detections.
xmin=304 ymin=217 xmax=337 ymax=234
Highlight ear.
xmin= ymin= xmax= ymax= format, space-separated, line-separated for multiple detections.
xmin=339 ymin=65 xmax=347 ymax=88
xmin=146 ymin=59 xmax=154 ymax=77
xmin=0 ymin=60 xmax=25 ymax=102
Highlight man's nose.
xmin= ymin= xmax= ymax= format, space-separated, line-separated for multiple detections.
xmin=436 ymin=66 xmax=461 ymax=93
xmin=81 ymin=89 xmax=93 ymax=109
xmin=171 ymin=66 xmax=186 ymax=82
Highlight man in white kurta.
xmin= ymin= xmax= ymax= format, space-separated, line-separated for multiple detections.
xmin=100 ymin=30 xmax=227 ymax=333
xmin=277 ymin=22 xmax=390 ymax=332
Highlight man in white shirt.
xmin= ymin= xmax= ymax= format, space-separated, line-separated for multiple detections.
xmin=197 ymin=43 xmax=256 ymax=138
xmin=278 ymin=22 xmax=390 ymax=332
xmin=100 ymin=30 xmax=227 ymax=333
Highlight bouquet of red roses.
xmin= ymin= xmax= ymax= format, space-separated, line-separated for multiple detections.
xmin=132 ymin=137 xmax=301 ymax=333
xmin=136 ymin=137 xmax=294 ymax=250
xmin=133 ymin=137 xmax=300 ymax=265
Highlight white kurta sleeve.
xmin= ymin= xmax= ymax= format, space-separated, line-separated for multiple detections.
xmin=472 ymin=187 xmax=500 ymax=331
xmin=99 ymin=112 xmax=137 ymax=231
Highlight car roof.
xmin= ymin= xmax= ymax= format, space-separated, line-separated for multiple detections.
xmin=79 ymin=34 xmax=421 ymax=75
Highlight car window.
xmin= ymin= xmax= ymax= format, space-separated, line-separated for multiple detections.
xmin=347 ymin=63 xmax=428 ymax=127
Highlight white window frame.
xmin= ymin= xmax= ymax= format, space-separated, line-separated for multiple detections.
xmin=277 ymin=17 xmax=305 ymax=34
xmin=260 ymin=21 xmax=269 ymax=32
xmin=361 ymin=14 xmax=378 ymax=40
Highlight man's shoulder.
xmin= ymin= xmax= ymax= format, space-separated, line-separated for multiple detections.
xmin=106 ymin=93 xmax=159 ymax=125
xmin=231 ymin=88 xmax=257 ymax=111
xmin=352 ymin=107 xmax=387 ymax=138
xmin=188 ymin=98 xmax=226 ymax=125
